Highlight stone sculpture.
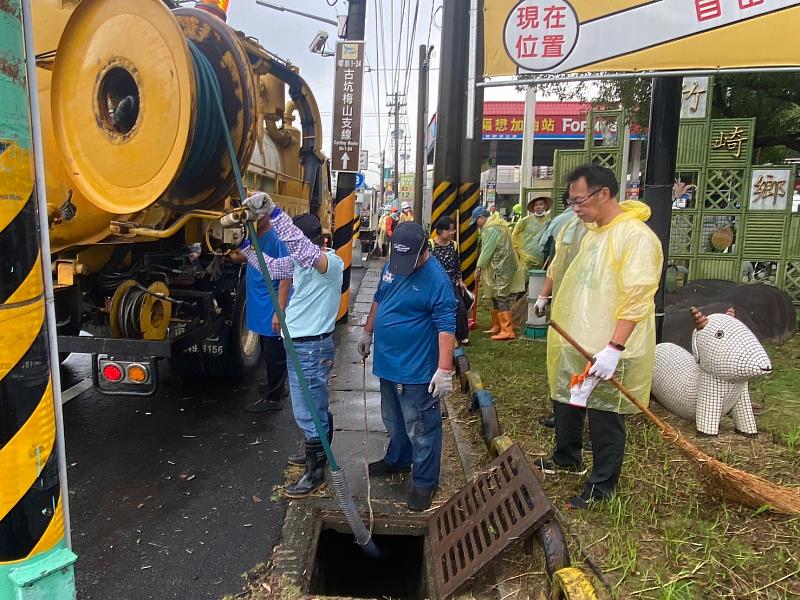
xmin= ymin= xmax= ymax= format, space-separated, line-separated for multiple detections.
xmin=651 ymin=307 xmax=772 ymax=437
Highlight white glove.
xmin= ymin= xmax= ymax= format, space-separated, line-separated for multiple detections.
xmin=428 ymin=369 xmax=454 ymax=399
xmin=243 ymin=191 xmax=275 ymax=216
xmin=569 ymin=377 xmax=599 ymax=408
xmin=357 ymin=329 xmax=373 ymax=358
xmin=588 ymin=346 xmax=622 ymax=380
xmin=533 ymin=295 xmax=550 ymax=318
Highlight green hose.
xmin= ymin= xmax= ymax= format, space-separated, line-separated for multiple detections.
xmin=206 ymin=53 xmax=338 ymax=469
xmin=178 ymin=41 xmax=224 ymax=185
xmin=204 ymin=45 xmax=380 ymax=557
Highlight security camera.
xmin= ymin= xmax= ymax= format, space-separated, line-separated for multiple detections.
xmin=309 ymin=31 xmax=329 ymax=55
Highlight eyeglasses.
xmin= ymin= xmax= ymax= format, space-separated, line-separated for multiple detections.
xmin=566 ymin=188 xmax=602 ymax=206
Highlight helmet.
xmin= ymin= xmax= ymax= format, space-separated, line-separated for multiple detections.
xmin=401 ymin=201 xmax=411 ymax=210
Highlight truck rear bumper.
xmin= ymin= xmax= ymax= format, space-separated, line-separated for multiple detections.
xmin=57 ymin=318 xmax=223 ymax=358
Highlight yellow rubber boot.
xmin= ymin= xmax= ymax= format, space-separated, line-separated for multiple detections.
xmin=491 ymin=311 xmax=516 ymax=341
xmin=483 ymin=309 xmax=500 ymax=334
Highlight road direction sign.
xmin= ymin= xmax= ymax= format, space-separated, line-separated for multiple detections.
xmin=331 ymin=41 xmax=365 ymax=173
xmin=355 ymin=172 xmax=366 ymax=189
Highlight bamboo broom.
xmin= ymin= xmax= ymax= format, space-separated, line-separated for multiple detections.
xmin=550 ymin=320 xmax=800 ymax=515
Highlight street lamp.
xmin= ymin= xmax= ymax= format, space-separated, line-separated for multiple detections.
xmin=255 ymin=1 xmax=338 ymax=26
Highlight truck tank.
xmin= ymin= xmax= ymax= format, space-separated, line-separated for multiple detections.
xmin=35 ymin=0 xmax=332 ymax=393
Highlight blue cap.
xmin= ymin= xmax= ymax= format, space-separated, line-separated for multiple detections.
xmin=470 ymin=205 xmax=490 ymax=224
xmin=389 ymin=222 xmax=426 ymax=276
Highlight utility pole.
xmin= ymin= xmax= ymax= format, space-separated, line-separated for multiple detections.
xmin=332 ymin=0 xmax=366 ymax=323
xmin=0 ymin=0 xmax=77 ymax=595
xmin=643 ymin=77 xmax=682 ymax=342
xmin=379 ymin=151 xmax=385 ymax=207
xmin=414 ymin=44 xmax=430 ymax=224
xmin=432 ymin=0 xmax=469 ymax=225
xmin=457 ymin=0 xmax=484 ymax=289
xmin=387 ymin=92 xmax=406 ymax=183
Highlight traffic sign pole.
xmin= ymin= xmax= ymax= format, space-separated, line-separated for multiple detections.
xmin=332 ymin=0 xmax=366 ymax=324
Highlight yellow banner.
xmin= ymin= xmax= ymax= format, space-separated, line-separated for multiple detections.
xmin=485 ymin=0 xmax=800 ymax=76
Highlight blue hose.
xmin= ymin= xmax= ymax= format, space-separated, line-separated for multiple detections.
xmin=201 ymin=43 xmax=379 ymax=556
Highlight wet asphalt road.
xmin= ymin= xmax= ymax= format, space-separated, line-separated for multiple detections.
xmin=61 ymin=355 xmax=299 ymax=600
xmin=60 ymin=268 xmax=366 ymax=600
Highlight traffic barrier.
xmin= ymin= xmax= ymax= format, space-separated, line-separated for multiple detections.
xmin=333 ymin=191 xmax=355 ymax=321
xmin=431 ymin=180 xmax=456 ymax=225
xmin=1 ymin=1 xmax=76 ymax=595
xmin=457 ymin=182 xmax=480 ymax=288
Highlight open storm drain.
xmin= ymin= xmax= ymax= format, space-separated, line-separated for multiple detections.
xmin=309 ymin=528 xmax=429 ymax=599
xmin=304 ymin=445 xmax=552 ymax=599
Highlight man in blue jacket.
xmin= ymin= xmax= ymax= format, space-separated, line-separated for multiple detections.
xmin=229 ymin=215 xmax=291 ymax=412
xmin=358 ymin=222 xmax=457 ymax=511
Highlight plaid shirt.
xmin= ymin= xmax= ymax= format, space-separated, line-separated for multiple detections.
xmin=242 ymin=210 xmax=320 ymax=279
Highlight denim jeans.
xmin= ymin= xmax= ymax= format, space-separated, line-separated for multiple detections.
xmin=285 ymin=336 xmax=335 ymax=440
xmin=379 ymin=378 xmax=443 ymax=490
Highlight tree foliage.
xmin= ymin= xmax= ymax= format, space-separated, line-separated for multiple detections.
xmin=541 ymin=73 xmax=800 ymax=161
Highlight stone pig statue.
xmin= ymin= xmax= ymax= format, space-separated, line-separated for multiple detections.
xmin=651 ymin=306 xmax=772 ymax=437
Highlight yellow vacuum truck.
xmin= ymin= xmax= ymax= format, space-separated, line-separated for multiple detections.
xmin=34 ymin=0 xmax=332 ymax=395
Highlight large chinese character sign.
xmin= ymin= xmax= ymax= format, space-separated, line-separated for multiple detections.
xmin=749 ymin=168 xmax=791 ymax=211
xmin=488 ymin=0 xmax=800 ymax=76
xmin=504 ymin=0 xmax=579 ymax=71
xmin=332 ymin=41 xmax=365 ymax=173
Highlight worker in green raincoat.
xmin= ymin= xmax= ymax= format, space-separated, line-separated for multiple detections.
xmin=471 ymin=205 xmax=526 ymax=341
xmin=533 ymin=165 xmax=663 ymax=510
xmin=512 ymin=196 xmax=552 ymax=269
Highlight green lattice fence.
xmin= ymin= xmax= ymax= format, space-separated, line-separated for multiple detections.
xmin=551 ymin=105 xmax=800 ymax=306
xmin=552 ymin=110 xmax=628 ymax=217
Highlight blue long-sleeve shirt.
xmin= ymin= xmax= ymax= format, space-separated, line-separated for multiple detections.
xmin=372 ymin=258 xmax=457 ymax=384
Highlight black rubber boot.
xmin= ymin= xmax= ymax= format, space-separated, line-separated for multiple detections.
xmin=284 ymin=439 xmax=327 ymax=498
xmin=287 ymin=413 xmax=333 ymax=467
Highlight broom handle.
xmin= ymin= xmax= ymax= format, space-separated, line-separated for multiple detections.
xmin=550 ymin=320 xmax=649 ymax=415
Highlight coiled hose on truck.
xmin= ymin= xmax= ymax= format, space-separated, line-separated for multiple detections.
xmin=200 ymin=41 xmax=379 ymax=558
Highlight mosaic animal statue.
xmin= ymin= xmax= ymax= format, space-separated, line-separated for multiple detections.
xmin=651 ymin=307 xmax=772 ymax=437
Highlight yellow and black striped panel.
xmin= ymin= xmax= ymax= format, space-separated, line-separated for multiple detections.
xmin=333 ymin=191 xmax=355 ymax=321
xmin=431 ymin=180 xmax=457 ymax=225
xmin=458 ymin=182 xmax=480 ymax=288
xmin=0 ymin=140 xmax=63 ymax=563
xmin=352 ymin=215 xmax=360 ymax=241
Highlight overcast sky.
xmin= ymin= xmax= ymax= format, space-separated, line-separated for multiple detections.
xmin=226 ymin=0 xmax=526 ymax=186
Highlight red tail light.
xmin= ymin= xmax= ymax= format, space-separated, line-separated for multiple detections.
xmin=102 ymin=362 xmax=124 ymax=382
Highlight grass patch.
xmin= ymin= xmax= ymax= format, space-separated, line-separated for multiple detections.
xmin=459 ymin=310 xmax=800 ymax=599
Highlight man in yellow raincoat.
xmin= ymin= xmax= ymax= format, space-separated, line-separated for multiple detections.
xmin=377 ymin=206 xmax=390 ymax=257
xmin=512 ymin=196 xmax=552 ymax=269
xmin=534 ymin=165 xmax=663 ymax=510
xmin=472 ymin=205 xmax=527 ymax=341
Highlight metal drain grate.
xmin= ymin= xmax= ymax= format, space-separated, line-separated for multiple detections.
xmin=429 ymin=444 xmax=553 ymax=599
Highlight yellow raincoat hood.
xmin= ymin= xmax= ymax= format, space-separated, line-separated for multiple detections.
xmin=584 ymin=200 xmax=652 ymax=232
